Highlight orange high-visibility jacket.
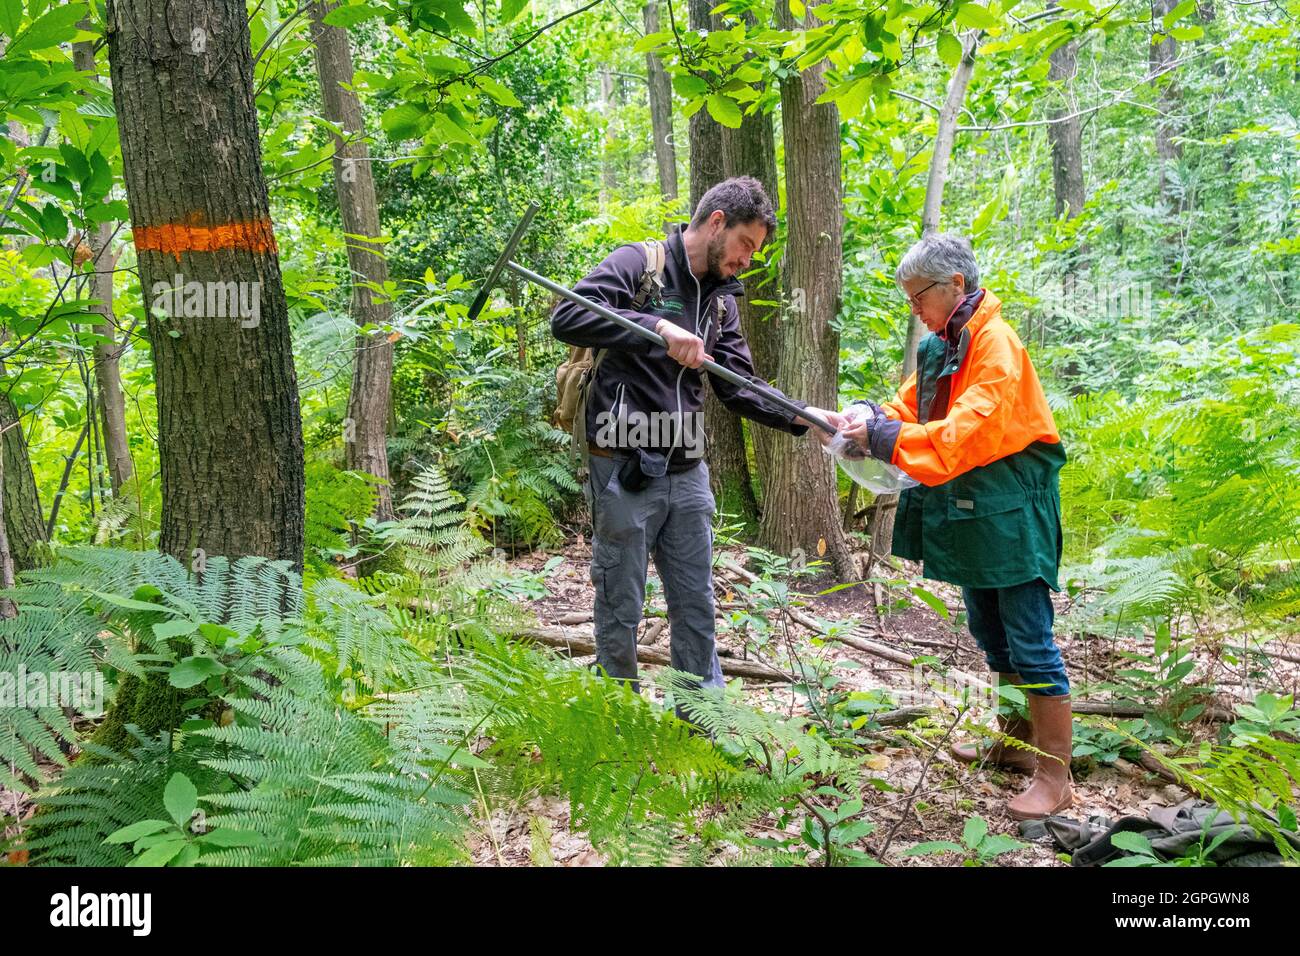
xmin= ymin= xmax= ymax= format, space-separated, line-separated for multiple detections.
xmin=880 ymin=290 xmax=1061 ymax=486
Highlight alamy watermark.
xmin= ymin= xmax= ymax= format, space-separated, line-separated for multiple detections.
xmin=890 ymin=663 xmax=998 ymax=711
xmin=0 ymin=666 xmax=105 ymax=717
xmin=150 ymin=274 xmax=261 ymax=328
xmin=593 ymin=408 xmax=706 ymax=459
xmin=1034 ymin=277 xmax=1154 ymax=322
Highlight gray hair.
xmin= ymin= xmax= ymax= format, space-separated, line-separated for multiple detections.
xmin=895 ymin=233 xmax=980 ymax=293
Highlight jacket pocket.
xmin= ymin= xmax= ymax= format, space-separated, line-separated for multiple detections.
xmin=946 ymin=489 xmax=1027 ymax=575
xmin=959 ymin=389 xmax=999 ymax=418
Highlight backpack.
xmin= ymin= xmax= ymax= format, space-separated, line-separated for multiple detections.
xmin=554 ymin=239 xmax=665 ymax=464
xmin=1022 ymin=799 xmax=1300 ymax=867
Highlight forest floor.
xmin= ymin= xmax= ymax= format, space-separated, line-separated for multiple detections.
xmin=7 ymin=536 xmax=1296 ymax=868
xmin=466 ymin=535 xmax=1300 ymax=867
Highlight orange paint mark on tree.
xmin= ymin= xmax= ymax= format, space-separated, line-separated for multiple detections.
xmin=133 ymin=212 xmax=279 ymax=260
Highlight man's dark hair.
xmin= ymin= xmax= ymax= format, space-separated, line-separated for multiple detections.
xmin=690 ymin=176 xmax=777 ymax=241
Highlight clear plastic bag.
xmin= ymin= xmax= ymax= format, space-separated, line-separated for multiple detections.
xmin=824 ymin=402 xmax=919 ymax=495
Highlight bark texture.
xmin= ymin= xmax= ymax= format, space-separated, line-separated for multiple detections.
xmin=758 ymin=1 xmax=853 ymax=578
xmin=0 ymin=393 xmax=45 ymax=572
xmin=643 ymin=1 xmax=678 ymax=205
xmin=107 ymin=0 xmax=305 ymax=568
xmin=310 ymin=0 xmax=395 ymax=521
xmin=688 ymin=0 xmax=758 ymax=525
xmin=73 ymin=31 xmax=134 ymax=497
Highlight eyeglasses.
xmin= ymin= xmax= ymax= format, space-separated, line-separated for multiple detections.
xmin=905 ymin=280 xmax=940 ymax=308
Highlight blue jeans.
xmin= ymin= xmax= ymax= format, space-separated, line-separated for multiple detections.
xmin=962 ymin=579 xmax=1069 ymax=696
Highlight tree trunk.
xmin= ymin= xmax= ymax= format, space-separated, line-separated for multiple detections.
xmin=871 ymin=33 xmax=979 ymax=568
xmin=643 ymin=1 xmax=678 ymax=206
xmin=1150 ymin=0 xmax=1183 ymax=288
xmin=1046 ymin=2 xmax=1086 ymax=355
xmin=759 ymin=0 xmax=853 ymax=579
xmin=0 ymin=445 xmax=14 ymax=618
xmin=107 ymin=0 xmax=305 ymax=569
xmin=72 ymin=31 xmax=134 ymax=498
xmin=1047 ymin=2 xmax=1086 ymax=229
xmin=309 ymin=1 xmax=395 ymax=522
xmin=600 ymin=67 xmax=618 ymax=205
xmin=686 ymin=0 xmax=724 ymax=213
xmin=688 ymin=0 xmax=759 ymax=526
xmin=719 ymin=68 xmax=781 ymax=505
xmin=0 ymin=393 xmax=46 ymax=572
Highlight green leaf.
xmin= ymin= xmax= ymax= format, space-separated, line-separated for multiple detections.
xmin=431 ymin=0 xmax=477 ymax=34
xmin=633 ymin=31 xmax=671 ymax=55
xmin=705 ymin=94 xmax=742 ymax=128
xmin=169 ymin=656 xmax=227 ymax=689
xmin=936 ymin=31 xmax=962 ymax=68
xmin=832 ymin=78 xmax=872 ymax=121
xmin=6 ymin=2 xmax=87 ymax=58
xmin=672 ymin=74 xmax=708 ymax=99
xmin=174 ymin=843 xmax=202 ymax=867
xmin=961 ymin=815 xmax=988 ymax=849
xmin=978 ymin=834 xmax=1027 ymax=857
xmin=0 ymin=0 xmax=23 ymax=37
xmin=163 ymin=772 xmax=198 ymax=828
xmin=89 ymin=589 xmax=171 ymax=614
xmin=105 ymin=819 xmax=173 ymax=844
xmin=381 ymin=103 xmax=427 ymax=141
xmin=30 ymin=175 xmax=76 ymax=203
xmin=1162 ymin=0 xmax=1196 ymax=30
xmin=322 ymin=3 xmax=385 ymax=27
xmin=500 ymin=0 xmax=530 ymax=24
xmin=58 ymin=144 xmax=90 ymax=184
xmin=909 ymin=585 xmax=950 ymax=620
xmin=971 ymin=193 xmax=1005 ymax=237
xmin=903 ymin=840 xmax=965 ymax=856
xmin=789 ymin=0 xmax=806 ymax=17
xmin=996 ymin=682 xmax=1027 ymax=707
xmin=197 ymin=828 xmax=265 ymax=848
xmin=433 ymin=111 xmax=479 ymax=147
xmin=1110 ymin=831 xmax=1157 ymax=855
xmin=84 ymin=150 xmax=113 ymax=201
xmin=153 ymin=619 xmax=198 ymax=641
xmin=1168 ymin=25 xmax=1203 ymax=41
xmin=476 ymin=75 xmax=522 ymax=108
xmin=130 ymin=839 xmax=187 ymax=867
xmin=954 ymin=2 xmax=999 ymax=31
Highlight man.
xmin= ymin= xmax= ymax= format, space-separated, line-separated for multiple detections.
xmin=842 ymin=233 xmax=1072 ymax=820
xmin=551 ymin=176 xmax=840 ymax=714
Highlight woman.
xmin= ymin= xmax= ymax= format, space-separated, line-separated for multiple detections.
xmin=843 ymin=233 xmax=1072 ymax=820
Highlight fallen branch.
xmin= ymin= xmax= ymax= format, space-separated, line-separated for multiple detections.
xmin=718 ymin=558 xmax=992 ymax=694
xmin=515 ymin=625 xmax=795 ymax=683
xmin=1071 ymin=699 xmax=1236 ymax=722
xmin=872 ymin=706 xmax=932 ymax=728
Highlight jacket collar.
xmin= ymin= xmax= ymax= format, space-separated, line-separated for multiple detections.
xmin=942 ymin=288 xmax=999 ymax=341
xmin=667 ymin=223 xmax=745 ymax=299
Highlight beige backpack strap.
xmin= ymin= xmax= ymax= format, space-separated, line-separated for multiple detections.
xmin=573 ymin=348 xmax=608 ymax=469
xmin=631 ymin=238 xmax=666 ymax=310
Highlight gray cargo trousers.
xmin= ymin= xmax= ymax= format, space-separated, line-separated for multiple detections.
xmin=584 ymin=453 xmax=724 ymax=699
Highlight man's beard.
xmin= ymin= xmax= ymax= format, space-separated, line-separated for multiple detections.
xmin=704 ymin=233 xmax=730 ymax=281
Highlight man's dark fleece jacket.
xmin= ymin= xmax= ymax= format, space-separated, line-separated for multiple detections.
xmin=550 ymin=223 xmax=809 ymax=472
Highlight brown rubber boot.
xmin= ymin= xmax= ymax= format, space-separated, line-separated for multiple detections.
xmin=951 ymin=673 xmax=1036 ymax=773
xmin=1007 ymin=693 xmax=1074 ymax=821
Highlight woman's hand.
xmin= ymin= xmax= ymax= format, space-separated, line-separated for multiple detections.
xmin=840 ymin=401 xmax=885 ymax=453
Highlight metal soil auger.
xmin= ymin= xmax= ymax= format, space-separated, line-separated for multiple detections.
xmin=468 ymin=202 xmax=917 ymax=494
